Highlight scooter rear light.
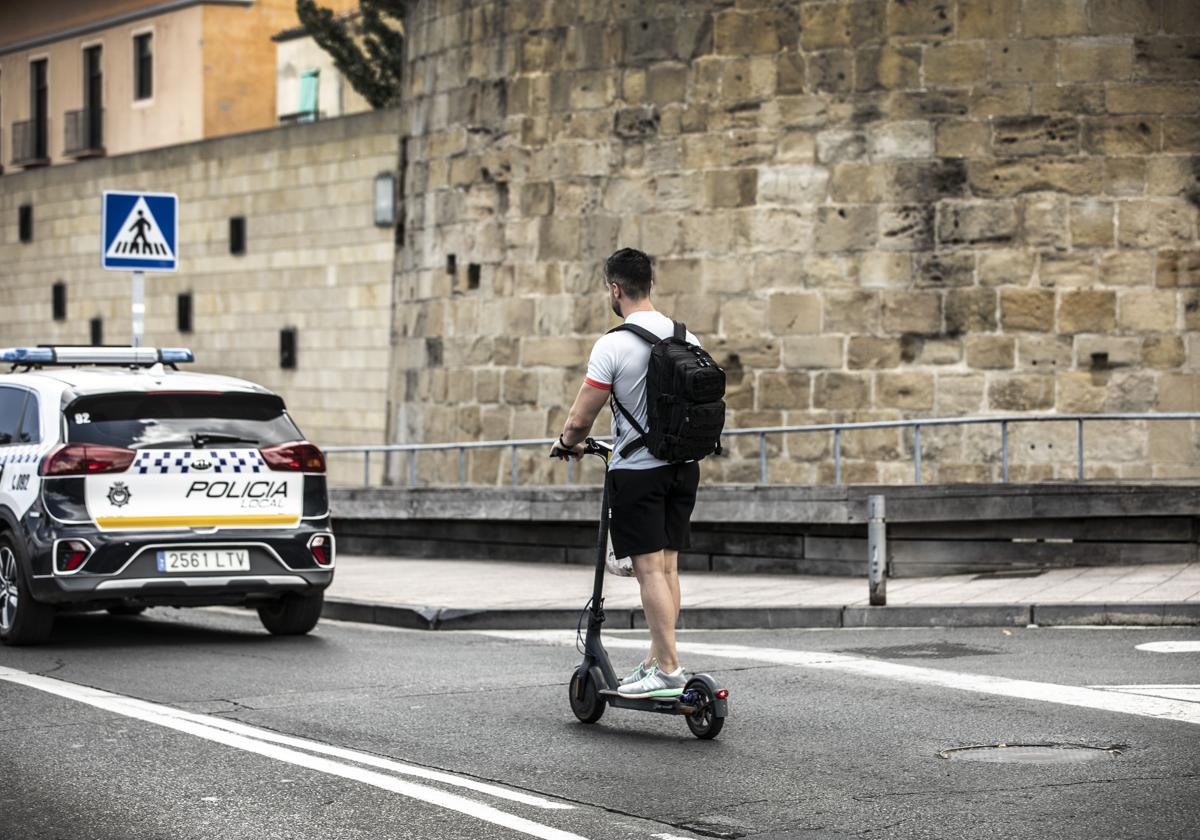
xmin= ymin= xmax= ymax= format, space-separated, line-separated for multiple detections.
xmin=716 ymin=689 xmax=729 ymax=699
xmin=40 ymin=444 xmax=136 ymax=476
xmin=260 ymin=441 xmax=325 ymax=473
xmin=56 ymin=540 xmax=92 ymax=573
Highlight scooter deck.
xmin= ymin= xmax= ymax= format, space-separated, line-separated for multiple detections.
xmin=598 ymin=689 xmax=697 ymax=715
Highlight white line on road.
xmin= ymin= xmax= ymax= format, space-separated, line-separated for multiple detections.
xmin=1136 ymin=641 xmax=1200 ymax=653
xmin=482 ymin=631 xmax=1200 ymax=726
xmin=1089 ymin=685 xmax=1200 ymax=703
xmin=0 ymin=665 xmax=585 ymax=840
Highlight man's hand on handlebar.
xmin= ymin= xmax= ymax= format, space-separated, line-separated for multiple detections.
xmin=550 ymin=437 xmax=585 ymax=461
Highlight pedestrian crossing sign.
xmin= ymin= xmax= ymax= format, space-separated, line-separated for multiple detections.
xmin=102 ymin=191 xmax=178 ymax=271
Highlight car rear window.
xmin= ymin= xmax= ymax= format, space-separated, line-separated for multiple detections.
xmin=66 ymin=392 xmax=304 ymax=449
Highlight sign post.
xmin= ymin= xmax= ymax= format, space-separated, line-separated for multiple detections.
xmin=102 ymin=191 xmax=178 ymax=346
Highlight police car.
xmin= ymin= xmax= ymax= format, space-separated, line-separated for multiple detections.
xmin=0 ymin=346 xmax=334 ymax=645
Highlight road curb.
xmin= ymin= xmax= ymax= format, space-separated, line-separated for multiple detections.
xmin=322 ymin=598 xmax=1200 ymax=631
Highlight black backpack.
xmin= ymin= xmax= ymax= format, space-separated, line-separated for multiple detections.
xmin=608 ymin=320 xmax=726 ymax=462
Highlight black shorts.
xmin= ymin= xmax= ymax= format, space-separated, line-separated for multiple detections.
xmin=607 ymin=462 xmax=700 ymax=558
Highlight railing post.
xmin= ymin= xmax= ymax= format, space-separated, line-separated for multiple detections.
xmin=759 ymin=432 xmax=768 ymax=484
xmin=567 ymin=458 xmax=575 ymax=484
xmin=868 ymin=494 xmax=887 ymax=606
xmin=1076 ymin=418 xmax=1085 ymax=481
xmin=1001 ymin=421 xmax=1009 ymax=483
xmin=834 ymin=428 xmax=842 ymax=485
xmin=363 ymin=451 xmax=370 ymax=487
xmin=511 ymin=444 xmax=519 ymax=487
xmin=458 ymin=447 xmax=466 ymax=487
xmin=913 ymin=425 xmax=922 ymax=484
xmin=408 ymin=450 xmax=416 ymax=488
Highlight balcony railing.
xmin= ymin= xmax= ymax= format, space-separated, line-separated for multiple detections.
xmin=64 ymin=109 xmax=104 ymax=158
xmin=278 ymin=109 xmax=323 ymax=125
xmin=11 ymin=119 xmax=49 ymax=167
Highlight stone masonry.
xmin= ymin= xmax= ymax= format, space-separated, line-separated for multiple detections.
xmin=0 ymin=111 xmax=401 ymax=486
xmin=391 ymin=0 xmax=1200 ymax=485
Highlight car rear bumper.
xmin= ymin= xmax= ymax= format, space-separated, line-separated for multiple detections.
xmin=27 ymin=519 xmax=335 ymax=606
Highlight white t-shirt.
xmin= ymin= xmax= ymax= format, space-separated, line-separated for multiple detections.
xmin=585 ymin=310 xmax=700 ymax=471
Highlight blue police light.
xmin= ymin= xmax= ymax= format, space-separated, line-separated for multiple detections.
xmin=158 ymin=348 xmax=195 ymax=364
xmin=1 ymin=348 xmax=55 ymax=363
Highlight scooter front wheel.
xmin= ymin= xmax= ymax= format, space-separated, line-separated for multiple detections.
xmin=684 ymin=678 xmax=725 ymax=740
xmin=568 ymin=666 xmax=605 ymax=724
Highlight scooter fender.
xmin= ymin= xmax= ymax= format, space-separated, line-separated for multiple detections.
xmin=688 ymin=673 xmax=729 ymax=718
xmin=588 ymin=664 xmax=612 ymax=695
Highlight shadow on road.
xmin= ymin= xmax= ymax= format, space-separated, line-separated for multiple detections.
xmin=38 ymin=610 xmax=327 ymax=651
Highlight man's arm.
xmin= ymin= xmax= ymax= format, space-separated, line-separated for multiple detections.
xmin=559 ymin=381 xmax=609 ymax=448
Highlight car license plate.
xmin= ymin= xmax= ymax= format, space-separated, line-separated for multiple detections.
xmin=156 ymin=549 xmax=250 ymax=573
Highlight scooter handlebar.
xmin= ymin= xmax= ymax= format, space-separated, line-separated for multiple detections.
xmin=548 ymin=437 xmax=613 ymax=461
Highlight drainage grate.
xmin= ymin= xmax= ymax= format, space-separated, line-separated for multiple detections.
xmin=939 ymin=743 xmax=1123 ymax=764
xmin=972 ymin=569 xmax=1046 ymax=580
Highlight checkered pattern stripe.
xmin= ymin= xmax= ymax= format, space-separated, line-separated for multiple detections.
xmin=0 ymin=447 xmax=41 ymax=466
xmin=134 ymin=449 xmax=265 ymax=475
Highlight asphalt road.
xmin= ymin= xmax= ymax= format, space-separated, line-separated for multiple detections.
xmin=1 ymin=609 xmax=1198 ymax=840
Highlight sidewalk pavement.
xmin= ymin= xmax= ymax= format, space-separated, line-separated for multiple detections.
xmin=322 ymin=555 xmax=1200 ymax=631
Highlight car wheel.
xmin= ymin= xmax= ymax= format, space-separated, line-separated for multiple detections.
xmin=257 ymin=591 xmax=323 ymax=636
xmin=0 ymin=535 xmax=55 ymax=646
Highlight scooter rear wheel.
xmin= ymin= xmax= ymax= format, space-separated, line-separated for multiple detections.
xmin=684 ymin=679 xmax=725 ymax=740
xmin=568 ymin=667 xmax=605 ymax=724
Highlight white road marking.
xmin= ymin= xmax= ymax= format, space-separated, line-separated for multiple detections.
xmin=651 ymin=834 xmax=699 ymax=840
xmin=1090 ymin=685 xmax=1200 ymax=703
xmin=482 ymin=630 xmax=1200 ymax=726
xmin=0 ymin=665 xmax=584 ymax=840
xmin=1136 ymin=641 xmax=1200 ymax=653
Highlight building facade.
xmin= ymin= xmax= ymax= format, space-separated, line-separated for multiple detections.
xmin=0 ymin=0 xmax=359 ymax=170
xmin=389 ymin=0 xmax=1199 ymax=485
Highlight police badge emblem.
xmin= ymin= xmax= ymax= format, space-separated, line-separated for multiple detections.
xmin=107 ymin=481 xmax=132 ymax=508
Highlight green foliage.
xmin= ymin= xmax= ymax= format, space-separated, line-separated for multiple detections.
xmin=295 ymin=0 xmax=406 ymax=109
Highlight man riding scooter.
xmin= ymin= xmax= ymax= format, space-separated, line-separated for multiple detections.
xmin=550 ymin=247 xmax=724 ymax=700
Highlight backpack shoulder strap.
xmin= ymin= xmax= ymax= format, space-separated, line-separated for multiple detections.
xmin=607 ymin=322 xmax=661 ymax=345
xmin=673 ymin=320 xmax=686 ymax=341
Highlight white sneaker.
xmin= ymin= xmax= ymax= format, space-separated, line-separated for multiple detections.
xmin=619 ymin=661 xmax=651 ymax=686
xmin=617 ymin=664 xmax=687 ymax=698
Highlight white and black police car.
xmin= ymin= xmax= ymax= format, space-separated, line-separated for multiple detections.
xmin=0 ymin=346 xmax=334 ymax=644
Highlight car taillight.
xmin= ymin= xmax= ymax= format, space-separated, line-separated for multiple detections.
xmin=309 ymin=534 xmax=333 ymax=567
xmin=40 ymin=444 xmax=136 ymax=477
xmin=56 ymin=540 xmax=92 ymax=573
xmin=260 ymin=442 xmax=325 ymax=473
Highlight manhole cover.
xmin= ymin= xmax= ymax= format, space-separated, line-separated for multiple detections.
xmin=939 ymin=743 xmax=1122 ymax=764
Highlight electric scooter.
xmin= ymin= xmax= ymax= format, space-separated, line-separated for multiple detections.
xmin=553 ymin=437 xmax=729 ymax=739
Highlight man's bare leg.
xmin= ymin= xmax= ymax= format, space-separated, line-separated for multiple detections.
xmin=632 ymin=549 xmax=680 ymax=673
xmin=664 ymin=548 xmax=681 ymax=621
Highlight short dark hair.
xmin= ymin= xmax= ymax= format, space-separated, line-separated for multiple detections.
xmin=604 ymin=248 xmax=653 ymax=299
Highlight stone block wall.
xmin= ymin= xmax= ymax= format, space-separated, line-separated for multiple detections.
xmin=392 ymin=0 xmax=1200 ymax=485
xmin=0 ymin=111 xmax=401 ymax=486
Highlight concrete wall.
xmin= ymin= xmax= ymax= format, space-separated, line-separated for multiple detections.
xmin=0 ymin=109 xmax=401 ymax=486
xmin=389 ymin=0 xmax=1200 ymax=486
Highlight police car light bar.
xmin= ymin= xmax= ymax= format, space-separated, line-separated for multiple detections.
xmin=1 ymin=347 xmax=194 ymax=366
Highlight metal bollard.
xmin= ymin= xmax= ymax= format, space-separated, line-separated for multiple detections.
xmin=868 ymin=494 xmax=887 ymax=606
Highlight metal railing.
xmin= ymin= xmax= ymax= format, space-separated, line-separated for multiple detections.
xmin=64 ymin=108 xmax=104 ymax=157
xmin=324 ymin=413 xmax=1200 ymax=488
xmin=11 ymin=119 xmax=49 ymax=166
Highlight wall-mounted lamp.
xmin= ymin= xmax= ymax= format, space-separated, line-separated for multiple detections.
xmin=374 ymin=172 xmax=396 ymax=227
